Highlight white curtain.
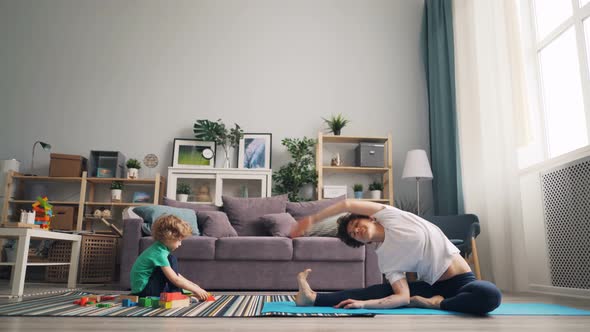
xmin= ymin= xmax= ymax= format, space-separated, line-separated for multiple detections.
xmin=452 ymin=0 xmax=530 ymax=292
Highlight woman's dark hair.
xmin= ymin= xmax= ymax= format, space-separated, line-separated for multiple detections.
xmin=336 ymin=213 xmax=368 ymax=248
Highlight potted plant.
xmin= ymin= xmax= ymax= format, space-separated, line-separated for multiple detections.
xmin=126 ymin=158 xmax=141 ymax=179
xmin=322 ymin=114 xmax=349 ymax=136
xmin=353 ymin=184 xmax=363 ymax=199
xmin=176 ymin=182 xmax=192 ymax=202
xmin=110 ymin=181 xmax=124 ymax=202
xmin=273 ymin=137 xmax=318 ymax=201
xmin=193 ymin=119 xmax=244 ymax=168
xmin=368 ymin=181 xmax=383 ymax=200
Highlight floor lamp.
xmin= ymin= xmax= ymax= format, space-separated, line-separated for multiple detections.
xmin=402 ymin=149 xmax=433 ymax=215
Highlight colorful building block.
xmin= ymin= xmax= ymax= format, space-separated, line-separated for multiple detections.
xmin=118 ymin=295 xmax=139 ymax=303
xmin=159 ymin=292 xmax=187 ymax=302
xmin=101 ymin=296 xmax=116 ymax=301
xmin=97 ymin=303 xmax=112 ymax=308
xmin=87 ymin=295 xmax=101 ymax=303
xmin=159 ymin=298 xmax=190 ymax=309
xmin=122 ymin=299 xmax=138 ymax=307
xmin=206 ymin=293 xmax=215 ymax=302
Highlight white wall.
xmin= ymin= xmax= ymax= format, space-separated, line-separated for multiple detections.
xmin=0 ymin=0 xmax=431 ymax=207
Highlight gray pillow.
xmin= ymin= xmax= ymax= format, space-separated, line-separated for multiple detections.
xmin=163 ymin=197 xmax=220 ymax=213
xmin=305 ymin=213 xmax=347 ymax=237
xmin=261 ymin=213 xmax=297 ymax=237
xmin=286 ymin=195 xmax=346 ymax=220
xmin=197 ymin=211 xmax=238 ymax=238
xmin=133 ymin=205 xmax=199 ymax=236
xmin=222 ymin=195 xmax=288 ymax=236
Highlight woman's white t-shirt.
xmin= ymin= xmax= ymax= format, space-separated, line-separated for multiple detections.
xmin=372 ymin=206 xmax=459 ymax=285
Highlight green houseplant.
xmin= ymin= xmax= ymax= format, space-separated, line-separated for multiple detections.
xmin=273 ymin=137 xmax=318 ymax=202
xmin=193 ymin=119 xmax=244 ymax=168
xmin=353 ymin=184 xmax=363 ymax=199
xmin=126 ymin=158 xmax=141 ymax=179
xmin=176 ymin=182 xmax=192 ymax=202
xmin=368 ymin=180 xmax=383 ymax=200
xmin=110 ymin=181 xmax=124 ymax=202
xmin=322 ymin=114 xmax=350 ymax=135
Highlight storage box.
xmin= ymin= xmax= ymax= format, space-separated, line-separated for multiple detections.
xmin=49 ymin=153 xmax=87 ymax=177
xmin=51 ymin=206 xmax=76 ymax=230
xmin=89 ymin=151 xmax=126 ymax=178
xmin=355 ymin=143 xmax=385 ymax=167
xmin=323 ymin=185 xmax=347 ymax=199
xmin=46 ymin=234 xmax=118 ymax=283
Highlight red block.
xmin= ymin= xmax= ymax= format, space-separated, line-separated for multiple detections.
xmin=159 ymin=292 xmax=186 ymax=302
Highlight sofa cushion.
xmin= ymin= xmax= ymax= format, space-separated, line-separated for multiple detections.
xmin=140 ymin=235 xmax=216 ymax=260
xmin=305 ymin=213 xmax=347 ymax=237
xmin=222 ymin=195 xmax=288 ymax=236
xmin=198 ymin=211 xmax=238 ymax=238
xmin=286 ymin=195 xmax=345 ymax=220
xmin=261 ymin=213 xmax=297 ymax=237
xmin=292 ymin=237 xmax=365 ymax=261
xmin=215 ymin=237 xmax=292 ymax=261
xmin=163 ymin=197 xmax=220 ymax=213
xmin=133 ymin=205 xmax=199 ymax=236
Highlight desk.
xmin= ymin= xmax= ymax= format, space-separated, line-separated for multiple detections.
xmin=0 ymin=228 xmax=81 ymax=298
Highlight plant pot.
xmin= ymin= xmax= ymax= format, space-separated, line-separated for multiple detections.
xmin=176 ymin=194 xmax=189 ymax=202
xmin=4 ymin=247 xmax=16 ymax=262
xmin=127 ymin=168 xmax=139 ymax=179
xmin=354 ymin=191 xmax=363 ymax=199
xmin=111 ymin=189 xmax=122 ymax=202
xmin=333 ymin=129 xmax=341 ymax=136
xmin=369 ymin=190 xmax=382 ymax=200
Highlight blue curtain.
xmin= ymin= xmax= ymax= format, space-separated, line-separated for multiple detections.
xmin=423 ymin=0 xmax=464 ymax=215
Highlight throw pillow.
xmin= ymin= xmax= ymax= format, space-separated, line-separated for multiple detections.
xmin=197 ymin=211 xmax=238 ymax=238
xmin=305 ymin=213 xmax=348 ymax=237
xmin=286 ymin=195 xmax=346 ymax=220
xmin=133 ymin=205 xmax=199 ymax=236
xmin=261 ymin=213 xmax=297 ymax=237
xmin=222 ymin=195 xmax=288 ymax=236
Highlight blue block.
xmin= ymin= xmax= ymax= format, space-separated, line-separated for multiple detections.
xmin=122 ymin=299 xmax=137 ymax=307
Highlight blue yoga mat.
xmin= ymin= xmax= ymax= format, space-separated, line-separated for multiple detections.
xmin=262 ymin=301 xmax=590 ymax=316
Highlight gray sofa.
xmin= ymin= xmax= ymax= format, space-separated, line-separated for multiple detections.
xmin=120 ymin=218 xmax=381 ymax=290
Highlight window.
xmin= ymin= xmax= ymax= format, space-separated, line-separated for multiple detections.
xmin=517 ymin=0 xmax=590 ymax=168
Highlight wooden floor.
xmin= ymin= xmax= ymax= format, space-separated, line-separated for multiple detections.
xmin=1 ymin=286 xmax=589 ymax=332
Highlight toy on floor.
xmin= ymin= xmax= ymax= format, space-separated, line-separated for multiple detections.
xmin=139 ymin=296 xmax=160 ymax=307
xmin=118 ymin=295 xmax=139 ymax=303
xmin=206 ymin=293 xmax=216 ymax=302
xmin=159 ymin=292 xmax=190 ymax=309
xmin=122 ymin=299 xmax=138 ymax=307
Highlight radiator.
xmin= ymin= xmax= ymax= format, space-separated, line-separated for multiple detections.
xmin=540 ymin=156 xmax=590 ymax=289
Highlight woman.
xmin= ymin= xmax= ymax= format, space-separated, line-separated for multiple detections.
xmin=290 ymin=200 xmax=501 ymax=315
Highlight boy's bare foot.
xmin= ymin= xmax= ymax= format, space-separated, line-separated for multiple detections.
xmin=295 ymin=269 xmax=317 ymax=306
xmin=408 ymin=295 xmax=444 ymax=309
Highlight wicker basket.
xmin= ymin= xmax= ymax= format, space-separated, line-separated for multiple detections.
xmin=46 ymin=234 xmax=117 ymax=283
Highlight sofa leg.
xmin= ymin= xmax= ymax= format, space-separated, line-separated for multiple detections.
xmin=471 ymin=237 xmax=482 ymax=280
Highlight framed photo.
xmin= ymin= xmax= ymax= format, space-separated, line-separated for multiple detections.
xmin=132 ymin=191 xmax=151 ymax=203
xmin=172 ymin=138 xmax=216 ymax=168
xmin=238 ymin=133 xmax=272 ymax=169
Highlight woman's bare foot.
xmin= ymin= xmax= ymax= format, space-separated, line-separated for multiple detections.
xmin=295 ymin=269 xmax=317 ymax=306
xmin=408 ymin=295 xmax=444 ymax=309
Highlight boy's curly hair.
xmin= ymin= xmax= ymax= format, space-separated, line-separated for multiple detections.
xmin=151 ymin=215 xmax=192 ymax=243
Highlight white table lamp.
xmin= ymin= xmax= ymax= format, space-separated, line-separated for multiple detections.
xmin=402 ymin=149 xmax=433 ymax=215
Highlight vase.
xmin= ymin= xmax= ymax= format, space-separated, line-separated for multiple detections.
xmin=176 ymin=194 xmax=188 ymax=202
xmin=127 ymin=168 xmax=139 ymax=179
xmin=111 ymin=189 xmax=122 ymax=202
xmin=369 ymin=190 xmax=382 ymax=200
xmin=299 ymin=184 xmax=314 ymax=200
xmin=354 ymin=191 xmax=363 ymax=199
xmin=219 ymin=146 xmax=234 ymax=168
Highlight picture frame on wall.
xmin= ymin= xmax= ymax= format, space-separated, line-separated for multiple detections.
xmin=172 ymin=138 xmax=216 ymax=168
xmin=238 ymin=133 xmax=272 ymax=169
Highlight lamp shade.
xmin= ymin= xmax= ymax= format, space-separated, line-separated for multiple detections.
xmin=39 ymin=141 xmax=52 ymax=151
xmin=402 ymin=149 xmax=433 ymax=180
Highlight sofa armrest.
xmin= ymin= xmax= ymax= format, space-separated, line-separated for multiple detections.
xmin=365 ymin=243 xmax=382 ymax=286
xmin=120 ymin=218 xmax=143 ymax=290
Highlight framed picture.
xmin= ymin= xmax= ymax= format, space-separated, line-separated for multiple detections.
xmin=172 ymin=138 xmax=216 ymax=168
xmin=238 ymin=133 xmax=272 ymax=169
xmin=132 ymin=191 xmax=151 ymax=203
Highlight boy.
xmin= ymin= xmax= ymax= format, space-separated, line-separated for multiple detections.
xmin=130 ymin=215 xmax=209 ymax=300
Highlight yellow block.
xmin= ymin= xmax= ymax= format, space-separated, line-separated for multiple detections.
xmin=159 ymin=298 xmax=190 ymax=309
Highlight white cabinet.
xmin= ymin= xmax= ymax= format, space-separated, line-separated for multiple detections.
xmin=167 ymin=168 xmax=272 ymax=206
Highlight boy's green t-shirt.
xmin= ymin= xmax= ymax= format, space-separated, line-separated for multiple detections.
xmin=130 ymin=241 xmax=171 ymax=294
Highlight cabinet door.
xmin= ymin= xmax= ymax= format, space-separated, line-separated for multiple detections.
xmin=217 ymin=173 xmax=267 ymax=205
xmin=167 ymin=173 xmax=216 ymax=204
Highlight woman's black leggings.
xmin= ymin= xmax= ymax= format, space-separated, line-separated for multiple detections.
xmin=134 ymin=255 xmax=182 ymax=297
xmin=314 ymin=272 xmax=501 ymax=315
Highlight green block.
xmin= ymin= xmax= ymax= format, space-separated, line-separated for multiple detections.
xmin=139 ymin=298 xmax=152 ymax=307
